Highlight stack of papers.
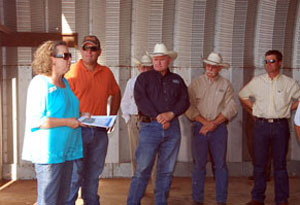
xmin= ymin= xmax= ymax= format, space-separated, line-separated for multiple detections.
xmin=78 ymin=115 xmax=117 ymax=128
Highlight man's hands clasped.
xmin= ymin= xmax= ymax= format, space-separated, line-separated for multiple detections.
xmin=156 ymin=111 xmax=175 ymax=130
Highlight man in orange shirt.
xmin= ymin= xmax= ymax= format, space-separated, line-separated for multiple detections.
xmin=65 ymin=35 xmax=121 ymax=205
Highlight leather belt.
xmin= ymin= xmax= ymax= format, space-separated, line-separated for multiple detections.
xmin=255 ymin=117 xmax=286 ymax=123
xmin=139 ymin=115 xmax=157 ymax=123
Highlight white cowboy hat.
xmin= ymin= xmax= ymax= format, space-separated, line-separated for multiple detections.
xmin=150 ymin=43 xmax=177 ymax=60
xmin=133 ymin=54 xmax=153 ymax=66
xmin=203 ymin=52 xmax=230 ymax=69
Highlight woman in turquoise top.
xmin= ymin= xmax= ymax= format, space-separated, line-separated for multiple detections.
xmin=22 ymin=40 xmax=83 ymax=205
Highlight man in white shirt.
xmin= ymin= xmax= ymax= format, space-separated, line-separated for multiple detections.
xmin=121 ymin=54 xmax=156 ymax=183
xmin=239 ymin=50 xmax=300 ymax=205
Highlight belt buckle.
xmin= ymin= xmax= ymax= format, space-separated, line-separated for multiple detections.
xmin=268 ymin=119 xmax=274 ymax=123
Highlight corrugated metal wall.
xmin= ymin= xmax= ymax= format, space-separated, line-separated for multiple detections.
xmin=1 ymin=0 xmax=300 ymax=179
xmin=0 ymin=0 xmax=3 ymax=179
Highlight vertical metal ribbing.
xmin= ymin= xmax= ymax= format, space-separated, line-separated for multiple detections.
xmin=173 ymin=0 xmax=193 ymax=85
xmin=90 ymin=0 xmax=106 ymax=63
xmin=254 ymin=0 xmax=278 ymax=73
xmin=148 ymin=0 xmax=164 ymax=49
xmin=131 ymin=0 xmax=151 ymax=77
xmin=293 ymin=1 xmax=300 ymax=69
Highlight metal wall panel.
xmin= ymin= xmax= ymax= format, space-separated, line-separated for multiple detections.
xmin=0 ymin=0 xmax=3 ymax=180
xmin=30 ymin=0 xmax=45 ymax=32
xmin=131 ymin=0 xmax=151 ymax=76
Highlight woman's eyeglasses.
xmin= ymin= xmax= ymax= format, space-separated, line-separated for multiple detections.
xmin=53 ymin=53 xmax=72 ymax=60
xmin=264 ymin=59 xmax=277 ymax=64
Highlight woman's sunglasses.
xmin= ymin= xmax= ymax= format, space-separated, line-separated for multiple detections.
xmin=53 ymin=53 xmax=72 ymax=60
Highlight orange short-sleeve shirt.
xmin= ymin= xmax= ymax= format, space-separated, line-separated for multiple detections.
xmin=65 ymin=60 xmax=120 ymax=115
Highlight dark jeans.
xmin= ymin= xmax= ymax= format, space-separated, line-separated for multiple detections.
xmin=246 ymin=115 xmax=272 ymax=178
xmin=251 ymin=119 xmax=290 ymax=203
xmin=66 ymin=127 xmax=108 ymax=205
xmin=192 ymin=122 xmax=228 ymax=203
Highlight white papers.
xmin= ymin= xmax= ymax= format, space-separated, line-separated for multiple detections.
xmin=78 ymin=115 xmax=117 ymax=128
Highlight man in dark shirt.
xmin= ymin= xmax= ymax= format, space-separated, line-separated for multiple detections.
xmin=127 ymin=43 xmax=190 ymax=205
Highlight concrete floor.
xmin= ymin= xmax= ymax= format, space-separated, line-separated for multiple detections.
xmin=0 ymin=177 xmax=300 ymax=204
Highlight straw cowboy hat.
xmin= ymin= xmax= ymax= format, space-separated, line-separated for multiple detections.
xmin=150 ymin=43 xmax=177 ymax=60
xmin=133 ymin=54 xmax=153 ymax=66
xmin=203 ymin=52 xmax=230 ymax=69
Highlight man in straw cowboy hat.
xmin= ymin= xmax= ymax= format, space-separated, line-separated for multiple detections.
xmin=239 ymin=50 xmax=300 ymax=205
xmin=121 ymin=54 xmax=157 ymax=188
xmin=185 ymin=52 xmax=238 ymax=205
xmin=127 ymin=43 xmax=190 ymax=204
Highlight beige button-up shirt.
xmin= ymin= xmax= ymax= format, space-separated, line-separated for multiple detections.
xmin=185 ymin=74 xmax=238 ymax=121
xmin=239 ymin=73 xmax=300 ymax=119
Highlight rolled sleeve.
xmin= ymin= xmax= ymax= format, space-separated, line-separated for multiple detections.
xmin=238 ymin=78 xmax=256 ymax=100
xmin=185 ymin=106 xmax=200 ymax=121
xmin=295 ymin=105 xmax=300 ymax=126
xmin=289 ymin=81 xmax=300 ymax=101
xmin=185 ymin=85 xmax=200 ymax=120
xmin=221 ymin=84 xmax=238 ymax=120
xmin=238 ymin=87 xmax=250 ymax=100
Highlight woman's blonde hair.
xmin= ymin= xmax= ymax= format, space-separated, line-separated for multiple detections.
xmin=32 ymin=40 xmax=67 ymax=75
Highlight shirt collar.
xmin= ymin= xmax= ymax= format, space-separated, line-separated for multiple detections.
xmin=80 ymin=59 xmax=102 ymax=73
xmin=264 ymin=73 xmax=281 ymax=81
xmin=154 ymin=68 xmax=171 ymax=78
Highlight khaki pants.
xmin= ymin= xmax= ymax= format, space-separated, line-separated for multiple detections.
xmin=127 ymin=115 xmax=157 ymax=188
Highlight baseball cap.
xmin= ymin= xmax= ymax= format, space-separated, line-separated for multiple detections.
xmin=81 ymin=35 xmax=101 ymax=49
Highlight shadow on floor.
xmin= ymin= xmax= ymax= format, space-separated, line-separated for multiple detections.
xmin=0 ymin=177 xmax=300 ymax=204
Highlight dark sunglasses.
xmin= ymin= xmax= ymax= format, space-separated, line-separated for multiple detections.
xmin=83 ymin=46 xmax=99 ymax=52
xmin=53 ymin=53 xmax=72 ymax=60
xmin=264 ymin=59 xmax=277 ymax=64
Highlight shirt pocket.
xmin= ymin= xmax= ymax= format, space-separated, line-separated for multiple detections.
xmin=168 ymin=79 xmax=181 ymax=98
xmin=195 ymin=89 xmax=205 ymax=104
xmin=215 ymin=88 xmax=226 ymax=99
xmin=275 ymin=88 xmax=289 ymax=109
xmin=213 ymin=87 xmax=227 ymax=106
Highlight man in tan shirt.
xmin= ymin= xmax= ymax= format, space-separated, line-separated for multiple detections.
xmin=239 ymin=50 xmax=300 ymax=205
xmin=185 ymin=52 xmax=238 ymax=205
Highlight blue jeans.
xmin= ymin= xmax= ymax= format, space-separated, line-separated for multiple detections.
xmin=192 ymin=122 xmax=228 ymax=203
xmin=127 ymin=118 xmax=181 ymax=205
xmin=35 ymin=161 xmax=73 ymax=205
xmin=66 ymin=127 xmax=108 ymax=205
xmin=251 ymin=119 xmax=290 ymax=204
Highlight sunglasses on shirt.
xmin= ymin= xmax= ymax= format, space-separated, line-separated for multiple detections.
xmin=53 ymin=53 xmax=72 ymax=60
xmin=264 ymin=59 xmax=277 ymax=64
xmin=82 ymin=46 xmax=99 ymax=52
